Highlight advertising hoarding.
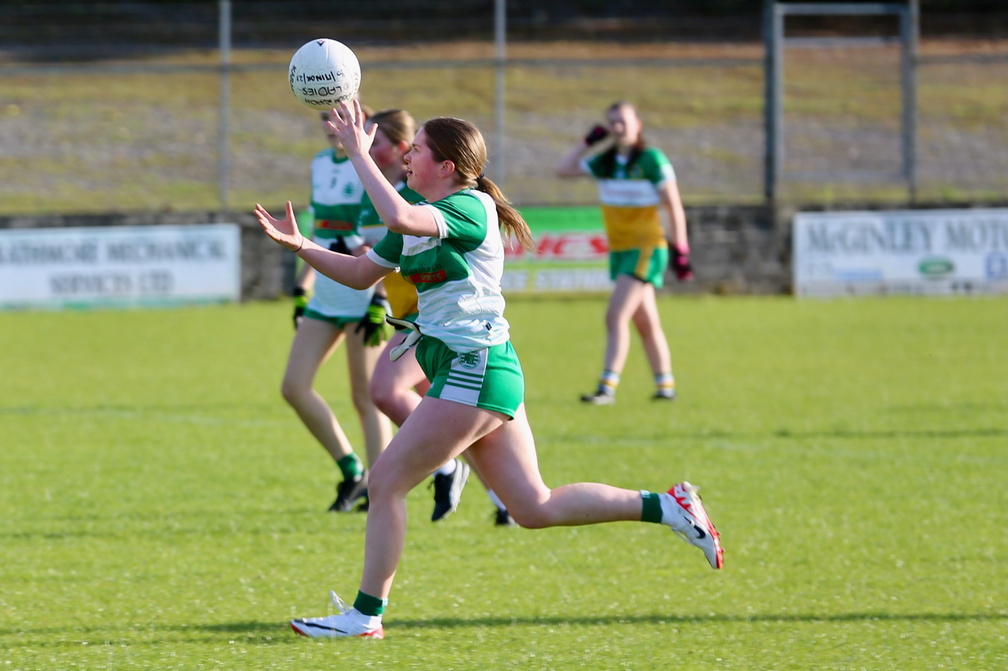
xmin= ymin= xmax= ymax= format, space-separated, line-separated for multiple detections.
xmin=0 ymin=224 xmax=242 ymax=309
xmin=793 ymin=209 xmax=1008 ymax=297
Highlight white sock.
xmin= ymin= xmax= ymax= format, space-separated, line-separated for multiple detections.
xmin=433 ymin=459 xmax=457 ymax=477
xmin=486 ymin=489 xmax=506 ymax=511
xmin=348 ymin=608 xmax=382 ymax=629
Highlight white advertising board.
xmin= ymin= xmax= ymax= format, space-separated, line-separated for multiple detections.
xmin=0 ymin=224 xmax=241 ymax=309
xmin=793 ymin=209 xmax=1008 ymax=297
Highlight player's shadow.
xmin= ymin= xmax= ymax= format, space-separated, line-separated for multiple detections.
xmin=12 ymin=612 xmax=1005 ymax=649
xmin=198 ymin=609 xmax=1007 ymax=635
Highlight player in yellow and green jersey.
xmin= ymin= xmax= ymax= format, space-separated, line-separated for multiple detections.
xmin=557 ymin=100 xmax=693 ymax=405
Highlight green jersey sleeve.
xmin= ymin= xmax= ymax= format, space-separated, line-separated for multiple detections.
xmin=370 ymin=230 xmax=404 ymax=267
xmin=427 ymin=191 xmax=489 ymax=252
xmin=636 ymin=147 xmax=677 ymax=185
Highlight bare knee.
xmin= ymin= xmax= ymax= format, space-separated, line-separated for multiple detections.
xmin=634 ymin=316 xmax=658 ymax=341
xmin=370 ymin=378 xmax=395 ymax=417
xmin=604 ymin=309 xmax=623 ymax=333
xmin=499 ymin=493 xmax=555 ymax=529
xmin=366 ymin=458 xmax=410 ymax=505
xmin=280 ymin=377 xmax=308 ymax=408
xmin=350 ymin=384 xmax=374 ymax=416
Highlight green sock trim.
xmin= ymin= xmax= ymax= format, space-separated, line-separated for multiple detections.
xmin=353 ymin=590 xmax=387 ymax=616
xmin=337 ymin=453 xmax=364 ymax=480
xmin=641 ymin=491 xmax=663 ymax=524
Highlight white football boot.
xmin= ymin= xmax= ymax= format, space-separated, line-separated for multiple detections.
xmin=290 ymin=592 xmax=384 ymax=639
xmin=661 ymin=482 xmax=724 ymax=569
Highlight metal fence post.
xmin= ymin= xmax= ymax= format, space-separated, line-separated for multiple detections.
xmin=902 ymin=0 xmax=919 ymax=203
xmin=763 ymin=0 xmax=781 ymax=204
xmin=218 ymin=0 xmax=231 ymax=215
xmin=493 ymin=0 xmax=506 ymax=186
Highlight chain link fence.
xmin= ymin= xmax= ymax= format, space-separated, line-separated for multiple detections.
xmin=1 ymin=1 xmax=1005 ymax=215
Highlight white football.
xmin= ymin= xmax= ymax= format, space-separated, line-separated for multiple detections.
xmin=288 ymin=39 xmax=361 ymax=110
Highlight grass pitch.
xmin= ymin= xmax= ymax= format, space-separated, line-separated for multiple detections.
xmin=1 ymin=294 xmax=1005 ymax=670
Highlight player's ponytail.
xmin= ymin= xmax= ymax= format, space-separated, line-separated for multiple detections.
xmin=422 ymin=117 xmax=535 ymax=253
xmin=475 ymin=173 xmax=535 ymax=253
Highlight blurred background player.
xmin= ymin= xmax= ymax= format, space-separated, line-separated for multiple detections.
xmin=361 ymin=108 xmax=515 ymax=525
xmin=556 ymin=100 xmax=692 ymax=405
xmin=283 ymin=104 xmax=392 ymax=512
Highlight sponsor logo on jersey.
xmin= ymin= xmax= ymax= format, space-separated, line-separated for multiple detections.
xmin=315 ymin=219 xmax=354 ymax=231
xmin=407 ymin=269 xmax=447 ymax=284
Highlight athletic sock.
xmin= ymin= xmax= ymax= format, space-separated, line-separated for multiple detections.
xmin=486 ymin=489 xmax=506 ymax=511
xmin=640 ymin=490 xmax=664 ymax=524
xmin=654 ymin=372 xmax=675 ymax=398
xmin=653 ymin=370 xmax=677 ymax=396
xmin=337 ymin=453 xmax=364 ymax=480
xmin=598 ymin=370 xmax=620 ymax=395
xmin=434 ymin=459 xmax=457 ymax=477
xmin=353 ymin=590 xmax=388 ymax=617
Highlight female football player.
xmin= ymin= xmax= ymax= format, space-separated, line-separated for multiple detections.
xmin=556 ymin=101 xmax=692 ymax=405
xmin=254 ymin=101 xmax=722 ymax=639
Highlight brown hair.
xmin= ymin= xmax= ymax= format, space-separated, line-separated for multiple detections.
xmin=368 ymin=108 xmax=416 ymax=147
xmin=420 ymin=117 xmax=535 ymax=253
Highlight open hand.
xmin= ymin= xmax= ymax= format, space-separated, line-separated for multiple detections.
xmin=254 ymin=201 xmax=304 ymax=252
xmin=326 ymin=100 xmax=376 ymax=159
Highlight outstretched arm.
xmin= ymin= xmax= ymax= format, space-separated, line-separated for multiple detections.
xmin=329 ymin=100 xmax=439 ymax=238
xmin=254 ymin=201 xmax=390 ymax=290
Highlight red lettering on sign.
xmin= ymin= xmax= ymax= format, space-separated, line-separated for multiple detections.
xmin=505 ymin=232 xmax=609 ymax=260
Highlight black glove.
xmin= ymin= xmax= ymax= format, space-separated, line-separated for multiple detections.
xmin=292 ymin=286 xmax=308 ymax=329
xmin=670 ymin=244 xmax=694 ymax=282
xmin=355 ymin=295 xmax=392 ymax=347
xmin=329 ymin=237 xmax=351 ymax=254
xmin=584 ymin=125 xmax=609 ymax=146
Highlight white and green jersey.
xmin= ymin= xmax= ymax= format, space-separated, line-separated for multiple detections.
xmin=366 ymin=189 xmax=510 ymax=353
xmin=358 ymin=180 xmax=422 ymax=246
xmin=307 ymin=148 xmax=372 ymax=318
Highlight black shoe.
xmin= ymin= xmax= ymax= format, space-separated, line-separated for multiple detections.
xmin=329 ymin=471 xmax=368 ymax=512
xmin=580 ymin=390 xmax=615 ymax=405
xmin=430 ymin=459 xmax=470 ymax=521
xmin=494 ymin=508 xmax=517 ymax=527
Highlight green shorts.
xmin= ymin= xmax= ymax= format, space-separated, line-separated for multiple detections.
xmin=304 ymin=308 xmax=360 ymax=328
xmin=609 ymin=247 xmax=668 ymax=288
xmin=415 ymin=338 xmax=525 ymax=419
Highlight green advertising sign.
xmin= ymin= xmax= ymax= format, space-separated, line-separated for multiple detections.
xmin=504 ymin=206 xmax=611 ymax=293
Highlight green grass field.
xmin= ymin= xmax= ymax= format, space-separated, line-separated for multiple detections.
xmin=1 ymin=295 xmax=1005 ymax=670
